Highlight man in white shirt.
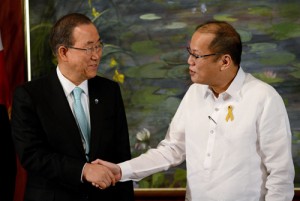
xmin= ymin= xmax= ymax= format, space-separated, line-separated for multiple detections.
xmin=93 ymin=20 xmax=295 ymax=201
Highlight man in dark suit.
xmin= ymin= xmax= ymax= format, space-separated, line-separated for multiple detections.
xmin=11 ymin=13 xmax=133 ymax=201
xmin=0 ymin=104 xmax=16 ymax=201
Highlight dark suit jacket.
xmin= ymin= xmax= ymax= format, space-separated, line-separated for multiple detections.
xmin=11 ymin=71 xmax=134 ymax=201
xmin=0 ymin=104 xmax=16 ymax=201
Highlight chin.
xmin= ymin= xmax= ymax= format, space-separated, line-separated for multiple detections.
xmin=191 ymin=77 xmax=205 ymax=85
xmin=190 ymin=76 xmax=199 ymax=83
xmin=86 ymin=73 xmax=97 ymax=79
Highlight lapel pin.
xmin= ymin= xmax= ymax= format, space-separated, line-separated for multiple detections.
xmin=226 ymin=105 xmax=234 ymax=122
xmin=95 ymin=99 xmax=99 ymax=104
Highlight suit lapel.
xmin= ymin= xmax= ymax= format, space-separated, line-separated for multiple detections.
xmin=45 ymin=71 xmax=86 ymax=158
xmin=88 ymin=80 xmax=99 ymax=159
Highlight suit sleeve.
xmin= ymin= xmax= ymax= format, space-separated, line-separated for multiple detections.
xmin=111 ymin=83 xmax=134 ymax=199
xmin=113 ymin=83 xmax=132 ymax=162
xmin=11 ymin=86 xmax=86 ymax=188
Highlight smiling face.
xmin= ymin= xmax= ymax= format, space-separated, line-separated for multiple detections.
xmin=58 ymin=23 xmax=102 ymax=85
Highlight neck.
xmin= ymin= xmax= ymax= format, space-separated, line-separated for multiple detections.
xmin=58 ymin=65 xmax=83 ymax=86
xmin=210 ymin=66 xmax=239 ymax=98
xmin=211 ymin=85 xmax=228 ymax=98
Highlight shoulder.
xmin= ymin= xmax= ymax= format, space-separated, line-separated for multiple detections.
xmin=89 ymin=76 xmax=118 ymax=87
xmin=88 ymin=76 xmax=121 ymax=95
xmin=16 ymin=71 xmax=55 ymax=91
xmin=14 ymin=76 xmax=47 ymax=96
xmin=242 ymin=73 xmax=283 ymax=101
xmin=13 ymin=71 xmax=59 ymax=103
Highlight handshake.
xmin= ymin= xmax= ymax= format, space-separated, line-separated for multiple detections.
xmin=82 ymin=159 xmax=122 ymax=190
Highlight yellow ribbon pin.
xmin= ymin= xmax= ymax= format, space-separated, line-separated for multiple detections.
xmin=225 ymin=105 xmax=234 ymax=122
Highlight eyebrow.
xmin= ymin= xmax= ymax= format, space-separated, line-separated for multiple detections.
xmin=189 ymin=47 xmax=201 ymax=54
xmin=85 ymin=38 xmax=101 ymax=45
xmin=188 ymin=43 xmax=201 ymax=53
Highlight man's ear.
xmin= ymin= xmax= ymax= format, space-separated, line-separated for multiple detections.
xmin=220 ymin=54 xmax=231 ymax=71
xmin=58 ymin=46 xmax=68 ymax=61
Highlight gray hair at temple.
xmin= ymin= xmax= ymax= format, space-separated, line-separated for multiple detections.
xmin=49 ymin=13 xmax=93 ymax=55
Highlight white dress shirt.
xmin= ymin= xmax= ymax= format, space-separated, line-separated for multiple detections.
xmin=56 ymin=67 xmax=91 ymax=149
xmin=57 ymin=67 xmax=90 ymax=180
xmin=119 ymin=67 xmax=294 ymax=201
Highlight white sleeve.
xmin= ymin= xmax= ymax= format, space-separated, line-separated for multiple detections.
xmin=259 ymin=92 xmax=294 ymax=201
xmin=119 ymin=94 xmax=187 ymax=181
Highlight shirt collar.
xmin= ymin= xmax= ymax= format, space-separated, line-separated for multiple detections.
xmin=56 ymin=67 xmax=89 ymax=97
xmin=203 ymin=67 xmax=245 ymax=101
xmin=225 ymin=67 xmax=245 ymax=101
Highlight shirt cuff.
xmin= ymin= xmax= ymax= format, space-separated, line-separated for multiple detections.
xmin=118 ymin=161 xmax=132 ymax=181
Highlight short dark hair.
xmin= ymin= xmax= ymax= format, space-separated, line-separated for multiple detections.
xmin=49 ymin=13 xmax=92 ymax=55
xmin=195 ymin=21 xmax=242 ymax=66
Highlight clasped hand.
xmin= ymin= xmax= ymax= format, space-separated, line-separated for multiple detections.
xmin=83 ymin=159 xmax=121 ymax=190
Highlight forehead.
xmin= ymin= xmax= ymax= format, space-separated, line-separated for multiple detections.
xmin=190 ymin=32 xmax=215 ymax=51
xmin=72 ymin=24 xmax=100 ymax=45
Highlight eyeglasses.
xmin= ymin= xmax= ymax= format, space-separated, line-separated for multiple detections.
xmin=186 ymin=46 xmax=222 ymax=59
xmin=67 ymin=41 xmax=104 ymax=55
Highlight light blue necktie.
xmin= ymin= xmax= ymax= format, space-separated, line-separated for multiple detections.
xmin=72 ymin=87 xmax=90 ymax=158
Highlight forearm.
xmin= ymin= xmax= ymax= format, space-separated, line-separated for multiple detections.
xmin=119 ymin=139 xmax=185 ymax=181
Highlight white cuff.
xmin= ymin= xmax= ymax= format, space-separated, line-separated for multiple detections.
xmin=118 ymin=161 xmax=133 ymax=181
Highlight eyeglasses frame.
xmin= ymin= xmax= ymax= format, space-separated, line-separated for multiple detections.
xmin=186 ymin=46 xmax=223 ymax=59
xmin=67 ymin=40 xmax=104 ymax=55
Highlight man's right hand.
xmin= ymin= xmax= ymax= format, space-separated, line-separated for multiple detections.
xmin=92 ymin=159 xmax=122 ymax=182
xmin=83 ymin=163 xmax=116 ymax=189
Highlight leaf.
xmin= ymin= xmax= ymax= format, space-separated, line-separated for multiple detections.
xmin=260 ymin=51 xmax=295 ymax=66
xmin=291 ymin=70 xmax=300 ymax=79
xmin=140 ymin=13 xmax=162 ymax=20
xmin=130 ymin=87 xmax=167 ymax=106
xmin=170 ymin=168 xmax=187 ymax=187
xmin=138 ymin=180 xmax=150 ymax=188
xmin=125 ymin=62 xmax=167 ymax=79
xmin=214 ymin=14 xmax=238 ymax=22
xmin=253 ymin=73 xmax=284 ymax=84
xmin=248 ymin=43 xmax=277 ymax=53
xmin=269 ymin=22 xmax=300 ymax=40
xmin=237 ymin=29 xmax=252 ymax=42
xmin=165 ymin=22 xmax=187 ymax=29
xmin=161 ymin=50 xmax=187 ymax=65
xmin=166 ymin=64 xmax=189 ymax=79
xmin=247 ymin=6 xmax=272 ymax=17
xmin=151 ymin=172 xmax=165 ymax=188
xmin=131 ymin=40 xmax=161 ymax=55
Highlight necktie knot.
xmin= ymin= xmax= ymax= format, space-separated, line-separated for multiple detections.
xmin=73 ymin=87 xmax=83 ymax=101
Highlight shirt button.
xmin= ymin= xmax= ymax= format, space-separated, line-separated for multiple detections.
xmin=207 ymin=153 xmax=211 ymax=157
xmin=210 ymin=130 xmax=214 ymax=134
xmin=215 ymin=108 xmax=219 ymax=111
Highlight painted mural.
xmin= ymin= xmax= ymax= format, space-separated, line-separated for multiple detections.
xmin=27 ymin=0 xmax=300 ymax=188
